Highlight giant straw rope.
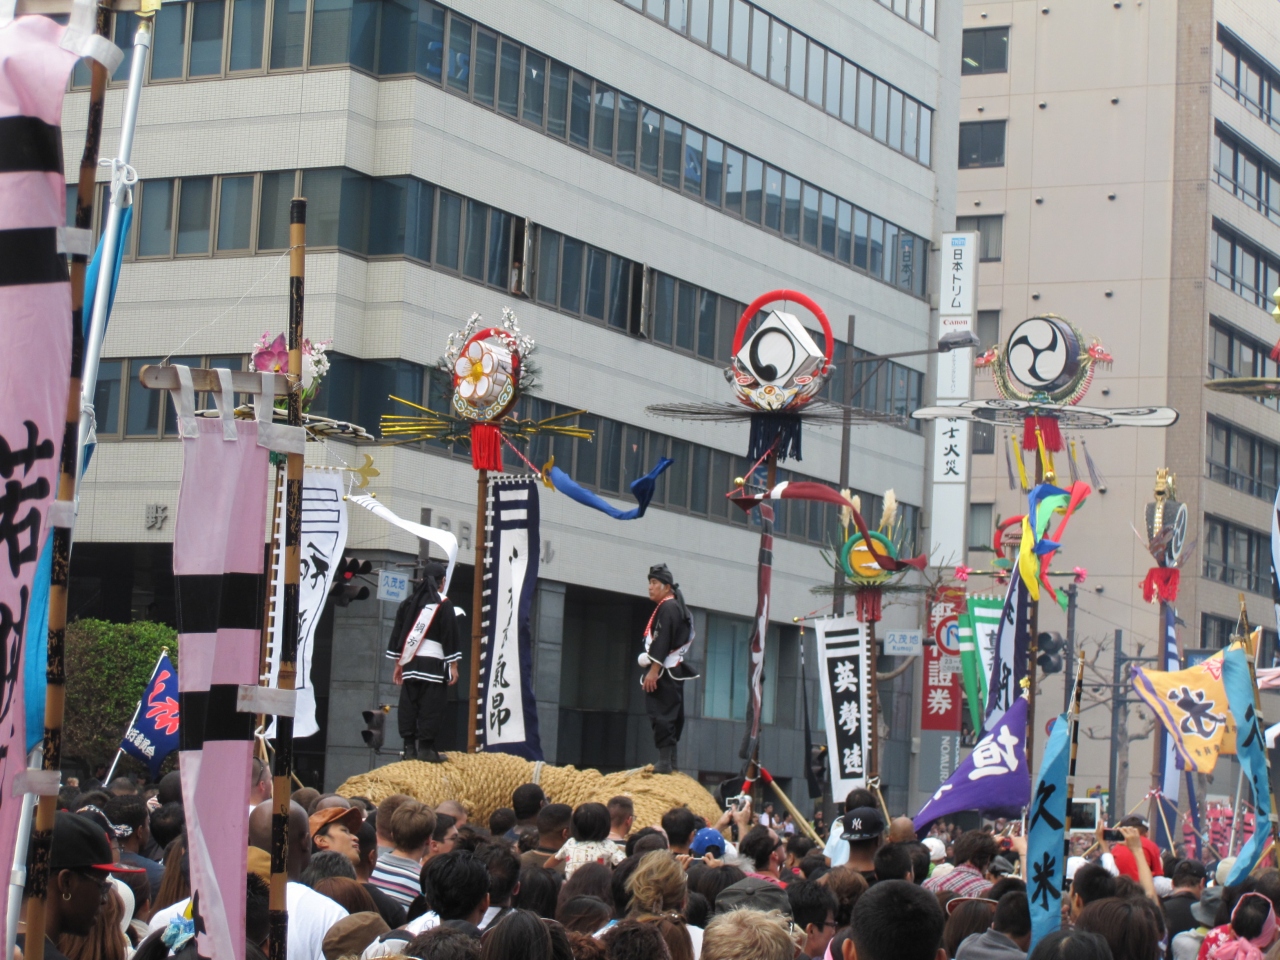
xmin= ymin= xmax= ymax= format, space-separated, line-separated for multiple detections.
xmin=337 ymin=753 xmax=721 ymax=829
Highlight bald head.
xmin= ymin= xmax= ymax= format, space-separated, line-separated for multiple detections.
xmin=249 ymin=801 xmax=312 ymax=879
xmin=315 ymin=795 xmax=353 ymax=813
xmin=437 ymin=800 xmax=468 ymax=827
xmin=889 ymin=817 xmax=918 ymax=843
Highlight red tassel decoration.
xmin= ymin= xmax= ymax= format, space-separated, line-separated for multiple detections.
xmin=1022 ymin=416 xmax=1064 ymax=453
xmin=470 ymin=422 xmax=504 ymax=471
xmin=1141 ymin=567 xmax=1180 ymax=604
xmin=856 ymin=587 xmax=883 ymax=624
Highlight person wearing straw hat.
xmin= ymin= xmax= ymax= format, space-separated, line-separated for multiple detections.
xmin=639 ymin=563 xmax=698 ymax=774
xmin=388 ymin=560 xmax=461 ymax=763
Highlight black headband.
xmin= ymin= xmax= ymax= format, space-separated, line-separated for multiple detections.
xmin=648 ymin=564 xmax=674 ymax=586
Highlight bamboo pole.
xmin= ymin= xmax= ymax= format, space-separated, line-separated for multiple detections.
xmin=23 ymin=11 xmax=112 ymax=960
xmin=1060 ymin=651 xmax=1086 ymax=884
xmin=267 ymin=197 xmax=306 ymax=960
xmin=468 ymin=469 xmax=488 ymax=751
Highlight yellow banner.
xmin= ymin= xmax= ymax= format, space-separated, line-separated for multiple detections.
xmin=1131 ymin=645 xmax=1239 ymax=774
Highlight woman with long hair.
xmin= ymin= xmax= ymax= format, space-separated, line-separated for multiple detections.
xmin=151 ymin=833 xmax=190 ymax=914
xmin=625 ymin=851 xmax=695 ymax=960
xmin=480 ymin=909 xmax=553 ymax=960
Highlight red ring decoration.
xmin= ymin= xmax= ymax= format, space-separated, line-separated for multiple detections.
xmin=992 ymin=514 xmax=1024 ymax=558
xmin=732 ymin=289 xmax=835 ymax=376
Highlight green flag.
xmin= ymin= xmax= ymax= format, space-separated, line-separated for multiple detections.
xmin=958 ymin=609 xmax=985 ymax=736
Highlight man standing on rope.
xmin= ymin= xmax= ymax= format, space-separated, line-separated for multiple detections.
xmin=388 ymin=560 xmax=461 ymax=762
xmin=639 ymin=563 xmax=698 ymax=773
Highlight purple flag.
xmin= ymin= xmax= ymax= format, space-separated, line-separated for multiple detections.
xmin=914 ymin=695 xmax=1030 ymax=830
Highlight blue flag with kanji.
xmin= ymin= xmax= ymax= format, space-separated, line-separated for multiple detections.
xmin=1224 ymin=644 xmax=1271 ymax=885
xmin=120 ymin=653 xmax=180 ymax=777
xmin=1027 ymin=713 xmax=1071 ymax=951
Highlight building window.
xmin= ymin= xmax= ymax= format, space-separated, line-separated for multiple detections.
xmin=1208 ymin=319 xmax=1280 ymax=412
xmin=1210 ymin=221 xmax=1280 ymax=313
xmin=955 ymin=215 xmax=1003 ymax=261
xmin=1206 ymin=417 xmax=1280 ymax=501
xmin=968 ymin=503 xmax=993 ymax=550
xmin=976 ymin=310 xmax=1001 ymax=349
xmin=1214 ymin=124 xmax=1280 ymax=224
xmin=959 ymin=121 xmax=1006 ymax=168
xmin=962 ymin=27 xmax=1008 ymax=75
xmin=99 ymin=355 xmax=246 ymax=440
xmin=971 ymin=422 xmax=995 ymax=455
xmin=703 ymin=615 xmax=777 ymax=722
xmin=1216 ymin=27 xmax=1280 ymax=134
xmin=1202 ymin=515 xmax=1269 ymax=595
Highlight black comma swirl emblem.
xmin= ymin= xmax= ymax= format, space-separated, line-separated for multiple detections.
xmin=1007 ymin=320 xmax=1065 ymax=389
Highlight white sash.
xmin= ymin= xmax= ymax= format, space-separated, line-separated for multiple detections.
xmin=399 ymin=597 xmax=446 ymax=665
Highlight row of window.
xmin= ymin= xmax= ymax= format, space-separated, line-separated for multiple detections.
xmin=614 ymin=0 xmax=934 ymax=163
xmin=91 ymin=0 xmax=932 ymax=287
xmin=962 ymin=27 xmax=1009 ymax=75
xmin=1210 ymin=222 xmax=1280 ymax=315
xmin=1213 ymin=125 xmax=1280 ymax=225
xmin=1208 ymin=319 xmax=1280 ymax=413
xmin=1217 ymin=28 xmax=1280 ymax=137
xmin=1201 ymin=614 xmax=1278 ymax=664
xmin=1203 ymin=515 xmax=1270 ymax=596
xmin=1207 ymin=417 xmax=1280 ymax=502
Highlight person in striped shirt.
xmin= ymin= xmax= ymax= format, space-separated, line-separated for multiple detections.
xmin=369 ymin=800 xmax=435 ymax=907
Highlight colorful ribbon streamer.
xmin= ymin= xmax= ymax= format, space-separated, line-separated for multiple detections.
xmin=546 ymin=457 xmax=674 ymax=520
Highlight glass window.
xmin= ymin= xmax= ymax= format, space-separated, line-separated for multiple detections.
xmin=690 ymin=0 xmax=709 ymax=42
xmin=561 ymin=237 xmax=584 ymax=313
xmin=574 ymin=415 xmax=598 ymax=486
xmin=462 ymin=199 xmax=488 ymax=280
xmin=497 ymin=41 xmax=520 ymax=117
xmin=676 ymin=281 xmax=696 ymax=352
xmin=826 ymin=52 xmax=841 ymax=115
xmin=764 ymin=165 xmax=782 ymax=231
xmin=189 ymin=0 xmax=226 ymax=76
xmin=820 ymin=192 xmax=837 ymax=256
xmin=667 ymin=439 xmax=689 ymax=507
xmin=435 ymin=190 xmax=462 ymax=269
xmin=689 ymin=444 xmax=709 ymax=513
xmin=868 ymin=215 xmax=884 ymax=277
xmin=807 ymin=43 xmax=824 ymax=106
xmin=269 ymin=0 xmax=305 ymax=69
xmin=841 ymin=63 xmax=857 ymax=125
xmin=111 ymin=12 xmax=139 ymax=81
xmin=802 ymin=183 xmax=819 ymax=247
xmin=959 ymin=121 xmax=1006 ymax=167
xmin=640 ymin=107 xmax=661 ymax=178
xmin=968 ymin=504 xmax=993 ymax=550
xmin=487 ymin=209 xmax=512 ymax=288
xmin=151 ymin=3 xmax=187 ymax=79
xmin=788 ymin=32 xmax=806 ymax=97
xmin=607 ymin=257 xmax=631 ymax=330
xmin=600 ymin=419 xmax=623 ymax=493
xmin=853 ymin=208 xmax=869 ymax=269
xmin=138 ymin=180 xmax=174 ymax=257
xmin=407 ymin=180 xmax=434 ymax=262
xmin=697 ymin=289 xmax=717 ymax=359
xmin=126 ymin=357 xmax=165 ymax=436
xmin=882 ymin=221 xmax=898 ymax=283
xmin=299 ymin=168 xmax=343 ymax=247
xmin=903 ymin=99 xmax=919 ymax=157
xmin=729 ymin=0 xmax=748 ymax=63
xmin=962 ymin=27 xmax=1009 ymax=74
xmin=536 ymin=230 xmax=561 ymax=305
xmin=723 ymin=146 xmax=743 ymax=214
xmin=744 ymin=154 xmax=763 ymax=222
xmin=705 ymin=137 xmax=724 ymax=206
xmin=668 ymin=0 xmax=686 ymax=32
xmin=416 ymin=2 xmax=445 ymax=81
xmin=584 ymin=247 xmax=608 ymax=320
xmin=446 ymin=15 xmax=471 ymax=91
xmin=593 ymin=86 xmax=616 ymax=156
xmin=782 ymin=175 xmax=801 ymax=240
xmin=310 ymin=0 xmax=349 ymax=66
xmin=873 ymin=78 xmax=889 ymax=140
xmin=472 ymin=30 xmax=496 ymax=106
xmin=91 ymin=358 xmax=123 ymax=437
xmin=653 ymin=272 xmax=675 ymax=344
xmin=617 ymin=95 xmax=639 ymax=169
xmin=919 ymin=109 xmax=932 ymax=165
xmin=662 ymin=116 xmax=683 ymax=188
xmin=749 ymin=7 xmax=767 ymax=76
xmin=717 ymin=296 xmax=738 ymax=363
xmin=837 ymin=199 xmax=852 ymax=262
xmin=769 ymin=19 xmax=787 ymax=85
xmin=570 ymin=74 xmax=592 ymax=148
xmin=523 ymin=53 xmax=546 ymax=126
xmin=683 ymin=128 xmax=704 ymax=196
xmin=216 ymin=175 xmax=254 ymax=251
xmin=710 ymin=0 xmax=729 ymax=54
xmin=888 ymin=89 xmax=903 ymax=149
xmin=376 ymin=0 xmax=413 ymax=74
xmin=229 ymin=0 xmax=264 ymax=70
xmin=256 ymin=171 xmax=293 ymax=250
xmin=857 ymin=68 xmax=873 ymax=133
xmin=548 ymin=62 xmax=570 ymax=138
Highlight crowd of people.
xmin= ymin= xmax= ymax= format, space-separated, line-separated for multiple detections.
xmin=16 ymin=772 xmax=1280 ymax=960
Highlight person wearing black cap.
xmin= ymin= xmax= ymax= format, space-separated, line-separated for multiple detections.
xmin=20 ymin=812 xmax=145 ymax=960
xmin=387 ymin=560 xmax=461 ymax=762
xmin=639 ymin=563 xmax=698 ymax=774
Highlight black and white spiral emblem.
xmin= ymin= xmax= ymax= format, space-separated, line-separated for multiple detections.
xmin=1005 ymin=317 xmax=1081 ymax=394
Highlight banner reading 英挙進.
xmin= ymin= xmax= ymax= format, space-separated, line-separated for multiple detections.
xmin=814 ymin=617 xmax=873 ymax=796
xmin=479 ymin=478 xmax=543 ymax=760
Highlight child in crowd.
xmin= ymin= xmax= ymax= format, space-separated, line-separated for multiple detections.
xmin=550 ymin=803 xmax=625 ymax=878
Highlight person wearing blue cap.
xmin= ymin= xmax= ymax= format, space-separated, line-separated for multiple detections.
xmin=691 ymin=827 xmax=727 ymax=860
xmin=639 ymin=563 xmax=698 ymax=773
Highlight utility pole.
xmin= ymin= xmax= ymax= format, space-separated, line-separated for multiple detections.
xmin=833 ymin=315 xmax=855 ymax=617
xmin=1108 ymin=629 xmax=1123 ymax=824
xmin=1064 ymin=584 xmax=1077 ymax=714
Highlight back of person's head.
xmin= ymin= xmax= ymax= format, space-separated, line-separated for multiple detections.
xmin=627 ymin=851 xmax=687 ymax=915
xmin=992 ymin=891 xmax=1030 ymax=939
xmin=952 ymin=830 xmax=1000 ymax=872
xmin=872 ymin=843 xmax=914 ymax=882
xmin=843 ymin=789 xmax=876 ymax=814
xmin=602 ymin=917 xmax=673 ymax=960
xmin=942 ymin=898 xmax=995 ymax=957
xmin=566 ymin=932 xmax=607 ymax=960
xmin=404 ymin=926 xmax=481 ymax=960
xmin=690 ymin=864 xmax=747 ymax=913
xmin=800 ymin=853 xmax=828 ymax=880
xmin=701 ymin=908 xmax=798 ymax=960
xmin=313 ymin=876 xmax=377 ymax=914
xmin=475 ymin=842 xmax=522 ymax=905
xmin=558 ymin=894 xmax=614 ymax=933
xmin=625 ymin=827 xmax=665 ymax=858
xmin=546 ymin=920 xmax=573 ymax=960
xmin=301 ymin=850 xmax=358 ymax=886
xmin=822 ymin=866 xmax=869 ymax=927
xmin=376 ymin=794 xmax=414 ymax=838
xmin=633 ymin=833 xmax=668 ymax=856
xmin=514 ymin=866 xmax=560 ymax=920
xmin=684 ymin=890 xmax=709 ymax=928
xmin=1071 ymin=864 xmax=1116 ymax=907
xmin=357 ymin=820 xmax=377 ymax=866
xmin=661 ymin=808 xmax=698 ymax=848
xmin=608 ymin=797 xmax=634 ymax=830
xmin=150 ymin=802 xmax=185 ymax=848
xmin=986 ymin=877 xmax=1026 ymax=902
xmin=108 ymin=776 xmax=138 ymax=796
xmin=480 ymin=910 xmax=551 ymax=960
xmin=1172 ymin=859 xmax=1208 ymax=889
xmin=422 ymin=850 xmax=490 ymax=921
xmin=153 ymin=832 xmax=190 ymax=913
xmin=787 ymin=879 xmax=838 ymax=932
xmin=905 ymin=842 xmax=931 ymax=884
xmin=787 ymin=836 xmax=815 ymax=862
xmin=103 ymin=795 xmax=147 ymax=836
xmin=851 ymin=879 xmax=945 ymax=960
xmin=738 ymin=826 xmax=779 ymax=871
xmin=571 ymin=803 xmax=610 ymax=843
xmin=559 ymin=862 xmax=615 ymax=916
xmin=157 ymin=771 xmax=183 ymax=805
xmin=392 ymin=800 xmax=437 ymax=852
xmin=1026 ymin=929 xmax=1114 ymax=960
xmin=611 ymin=856 xmax=642 ymax=918
xmin=1075 ymin=896 xmax=1162 ymax=960
xmin=73 ymin=789 xmax=112 ymax=811
xmin=1231 ymin=891 xmax=1276 ymax=941
xmin=246 ymin=872 xmax=270 ymax=947
xmin=513 ymin=784 xmax=547 ymax=822
xmin=644 ymin=912 xmax=695 ymax=960
xmin=537 ymin=803 xmax=573 ymax=840
xmin=489 ymin=807 xmax=517 ymax=838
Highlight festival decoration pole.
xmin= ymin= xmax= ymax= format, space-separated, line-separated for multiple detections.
xmin=832 ymin=315 xmax=855 ymax=618
xmin=267 ymin=198 xmax=306 ymax=960
xmin=1059 ymin=651 xmax=1086 ymax=905
xmin=469 ymin=469 xmax=487 ymax=752
xmin=24 ymin=10 xmax=112 ymax=960
xmin=77 ymin=10 xmax=153 ymax=488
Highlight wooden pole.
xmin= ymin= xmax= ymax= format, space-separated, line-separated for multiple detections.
xmin=258 ymin=466 xmax=284 ymax=739
xmin=267 ymin=197 xmax=306 ymax=960
xmin=743 ymin=454 xmax=778 ymax=795
xmin=1060 ymin=651 xmax=1086 ymax=885
xmin=24 ymin=12 xmax=111 ymax=959
xmin=833 ymin=316 xmax=855 ymax=618
xmin=468 ymin=469 xmax=489 ymax=752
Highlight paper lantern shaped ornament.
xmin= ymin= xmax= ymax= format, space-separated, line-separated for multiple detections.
xmin=731 ymin=310 xmax=828 ymax=411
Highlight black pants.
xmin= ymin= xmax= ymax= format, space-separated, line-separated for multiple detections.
xmin=645 ymin=673 xmax=684 ymax=749
xmin=398 ymin=679 xmax=447 ymax=742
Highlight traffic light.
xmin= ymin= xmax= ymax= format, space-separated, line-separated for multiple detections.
xmin=331 ymin=556 xmax=371 ymax=606
xmin=1037 ymin=632 xmax=1066 ymax=675
xmin=362 ymin=705 xmax=391 ymax=751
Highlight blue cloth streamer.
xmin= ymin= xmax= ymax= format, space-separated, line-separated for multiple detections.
xmin=548 ymin=457 xmax=674 ymax=519
xmin=24 ymin=534 xmax=52 ymax=753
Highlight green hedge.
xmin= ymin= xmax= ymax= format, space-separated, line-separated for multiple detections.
xmin=63 ymin=619 xmax=179 ymax=774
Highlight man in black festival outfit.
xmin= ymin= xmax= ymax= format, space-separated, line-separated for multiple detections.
xmin=639 ymin=563 xmax=698 ymax=773
xmin=388 ymin=560 xmax=461 ymax=762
